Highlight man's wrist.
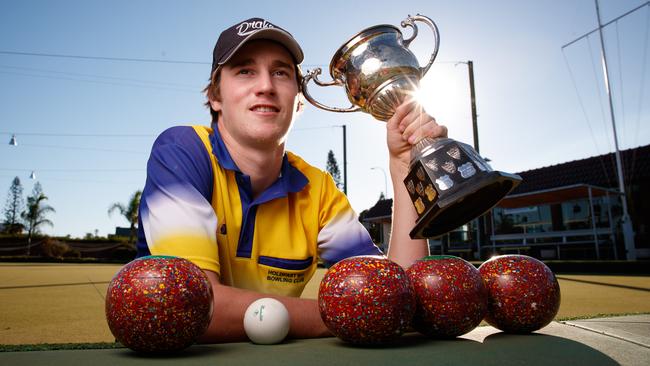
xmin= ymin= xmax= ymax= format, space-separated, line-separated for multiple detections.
xmin=389 ymin=158 xmax=410 ymax=183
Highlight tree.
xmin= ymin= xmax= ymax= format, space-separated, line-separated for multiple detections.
xmin=21 ymin=182 xmax=55 ymax=253
xmin=325 ymin=150 xmax=343 ymax=191
xmin=108 ymin=190 xmax=142 ymax=245
xmin=3 ymin=176 xmax=25 ymax=234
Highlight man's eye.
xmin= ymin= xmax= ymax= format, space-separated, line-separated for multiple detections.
xmin=237 ymin=69 xmax=252 ymax=75
xmin=273 ymin=70 xmax=290 ymax=77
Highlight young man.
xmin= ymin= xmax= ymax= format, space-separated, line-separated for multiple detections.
xmin=136 ymin=17 xmax=447 ymax=343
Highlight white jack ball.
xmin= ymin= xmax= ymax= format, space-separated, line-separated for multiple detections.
xmin=243 ymin=298 xmax=290 ymax=344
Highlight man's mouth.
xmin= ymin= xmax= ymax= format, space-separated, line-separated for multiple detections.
xmin=251 ymin=105 xmax=279 ymax=113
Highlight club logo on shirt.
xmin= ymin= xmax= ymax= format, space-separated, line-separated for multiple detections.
xmin=266 ymin=269 xmax=305 ymax=284
xmin=236 ymin=19 xmax=274 ymax=36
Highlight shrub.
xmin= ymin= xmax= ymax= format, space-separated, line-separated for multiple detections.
xmin=41 ymin=238 xmax=81 ymax=259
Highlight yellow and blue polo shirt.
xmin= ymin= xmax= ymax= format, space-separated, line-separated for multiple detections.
xmin=136 ymin=125 xmax=381 ymax=297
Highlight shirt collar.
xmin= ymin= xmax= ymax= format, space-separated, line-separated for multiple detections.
xmin=209 ymin=125 xmax=308 ymax=197
xmin=209 ymin=125 xmax=239 ymax=171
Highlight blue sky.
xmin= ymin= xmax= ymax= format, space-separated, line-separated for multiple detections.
xmin=1 ymin=0 xmax=648 ymax=238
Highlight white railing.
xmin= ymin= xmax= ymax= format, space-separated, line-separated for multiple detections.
xmin=489 ymin=227 xmax=615 ymax=259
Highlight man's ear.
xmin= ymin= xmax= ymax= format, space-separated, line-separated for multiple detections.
xmin=209 ymin=99 xmax=222 ymax=114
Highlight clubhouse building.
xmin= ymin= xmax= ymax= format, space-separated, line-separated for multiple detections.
xmin=360 ymin=144 xmax=650 ymax=260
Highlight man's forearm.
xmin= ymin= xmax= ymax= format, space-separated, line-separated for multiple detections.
xmin=386 ymin=159 xmax=430 ymax=269
xmin=198 ymin=271 xmax=331 ymax=344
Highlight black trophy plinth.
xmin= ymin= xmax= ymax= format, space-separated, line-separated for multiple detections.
xmin=404 ymin=138 xmax=522 ymax=239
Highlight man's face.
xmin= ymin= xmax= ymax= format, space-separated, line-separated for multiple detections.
xmin=210 ymin=40 xmax=300 ymax=149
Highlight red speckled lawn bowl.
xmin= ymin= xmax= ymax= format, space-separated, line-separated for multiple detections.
xmin=407 ymin=255 xmax=487 ymax=338
xmin=318 ymin=256 xmax=415 ymax=345
xmin=479 ymin=254 xmax=561 ymax=334
xmin=105 ymin=256 xmax=213 ymax=353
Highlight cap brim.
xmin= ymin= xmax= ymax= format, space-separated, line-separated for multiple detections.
xmin=218 ymin=28 xmax=304 ymax=66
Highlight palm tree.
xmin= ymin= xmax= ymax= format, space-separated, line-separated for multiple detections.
xmin=21 ymin=182 xmax=55 ymax=255
xmin=108 ymin=190 xmax=142 ymax=245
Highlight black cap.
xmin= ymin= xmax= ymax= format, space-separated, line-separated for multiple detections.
xmin=211 ymin=18 xmax=304 ymax=75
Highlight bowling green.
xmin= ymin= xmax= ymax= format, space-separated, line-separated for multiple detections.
xmin=0 ymin=263 xmax=649 ymax=345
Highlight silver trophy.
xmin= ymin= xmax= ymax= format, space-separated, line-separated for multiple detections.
xmin=302 ymin=14 xmax=521 ymax=238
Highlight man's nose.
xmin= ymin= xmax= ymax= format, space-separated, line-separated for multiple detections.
xmin=254 ymin=72 xmax=275 ymax=95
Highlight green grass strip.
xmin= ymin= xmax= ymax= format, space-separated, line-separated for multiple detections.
xmin=0 ymin=342 xmax=124 ymax=352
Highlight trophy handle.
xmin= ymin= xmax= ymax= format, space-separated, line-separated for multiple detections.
xmin=301 ymin=68 xmax=362 ymax=113
xmin=401 ymin=14 xmax=440 ymax=77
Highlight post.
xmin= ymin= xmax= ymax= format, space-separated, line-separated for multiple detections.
xmin=342 ymin=124 xmax=348 ymax=195
xmin=468 ymin=60 xmax=483 ymax=260
xmin=595 ymin=0 xmax=636 ymax=260
xmin=588 ymin=186 xmax=600 ymax=259
xmin=490 ymin=209 xmax=496 ymax=258
xmin=468 ymin=61 xmax=479 ymax=153
xmin=606 ymin=191 xmax=618 ymax=260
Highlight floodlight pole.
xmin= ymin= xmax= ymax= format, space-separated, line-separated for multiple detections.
xmin=467 ymin=60 xmax=484 ymax=259
xmin=468 ymin=61 xmax=479 ymax=153
xmin=594 ymin=0 xmax=636 ymax=260
xmin=561 ymin=1 xmax=644 ymax=260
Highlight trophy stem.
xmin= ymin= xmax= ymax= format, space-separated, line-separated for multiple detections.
xmin=367 ymin=75 xmax=420 ymax=121
xmin=410 ymin=136 xmax=441 ymax=166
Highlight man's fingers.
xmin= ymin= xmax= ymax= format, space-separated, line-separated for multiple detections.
xmin=430 ymin=124 xmax=448 ymax=139
xmin=389 ymin=99 xmax=418 ymax=129
xmin=396 ymin=105 xmax=424 ymax=135
xmin=401 ymin=113 xmax=446 ymax=144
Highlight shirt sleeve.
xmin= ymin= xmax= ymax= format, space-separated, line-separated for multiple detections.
xmin=316 ymin=173 xmax=383 ymax=266
xmin=136 ymin=126 xmax=220 ymax=274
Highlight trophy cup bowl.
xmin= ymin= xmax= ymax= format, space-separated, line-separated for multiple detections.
xmin=302 ymin=14 xmax=521 ymax=238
